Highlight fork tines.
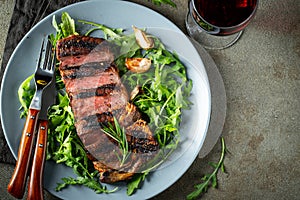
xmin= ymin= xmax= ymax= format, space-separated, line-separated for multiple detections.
xmin=37 ymin=37 xmax=55 ymax=72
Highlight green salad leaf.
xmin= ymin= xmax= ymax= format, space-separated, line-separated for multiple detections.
xmin=122 ymin=48 xmax=193 ymax=147
xmin=17 ymin=74 xmax=34 ymax=118
xmin=50 ymin=12 xmax=78 ymax=45
xmin=127 ymin=172 xmax=149 ymax=196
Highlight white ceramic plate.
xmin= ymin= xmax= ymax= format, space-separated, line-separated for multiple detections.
xmin=0 ymin=0 xmax=211 ymax=199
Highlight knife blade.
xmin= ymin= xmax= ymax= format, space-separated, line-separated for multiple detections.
xmin=7 ymin=38 xmax=55 ymax=199
xmin=27 ymin=64 xmax=56 ymax=200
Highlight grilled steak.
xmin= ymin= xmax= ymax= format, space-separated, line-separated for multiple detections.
xmin=56 ymin=35 xmax=159 ymax=183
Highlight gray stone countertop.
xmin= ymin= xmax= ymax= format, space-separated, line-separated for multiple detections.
xmin=0 ymin=0 xmax=299 ymax=199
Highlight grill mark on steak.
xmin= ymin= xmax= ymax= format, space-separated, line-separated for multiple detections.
xmin=60 ymin=61 xmax=111 ymax=71
xmin=59 ymin=51 xmax=114 ymax=68
xmin=126 ymin=120 xmax=159 ymax=154
xmin=72 ymin=84 xmax=119 ymax=99
xmin=96 ymin=112 xmax=114 ymax=127
xmin=60 ymin=62 xmax=111 ymax=79
xmin=56 ymin=34 xmax=159 ymax=183
xmin=95 ymin=83 xmax=117 ymax=96
xmin=63 ymin=66 xmax=121 ymax=94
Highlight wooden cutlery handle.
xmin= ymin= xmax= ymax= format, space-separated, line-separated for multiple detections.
xmin=27 ymin=119 xmax=48 ymax=200
xmin=7 ymin=109 xmax=39 ymax=199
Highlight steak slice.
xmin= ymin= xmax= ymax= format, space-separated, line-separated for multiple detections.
xmin=56 ymin=35 xmax=159 ymax=183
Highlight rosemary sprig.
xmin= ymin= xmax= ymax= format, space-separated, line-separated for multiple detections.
xmin=186 ymin=137 xmax=227 ymax=200
xmin=102 ymin=117 xmax=130 ymax=166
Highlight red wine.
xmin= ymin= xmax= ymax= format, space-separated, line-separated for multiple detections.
xmin=191 ymin=0 xmax=258 ymax=35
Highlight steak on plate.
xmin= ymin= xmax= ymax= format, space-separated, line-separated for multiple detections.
xmin=56 ymin=35 xmax=159 ymax=183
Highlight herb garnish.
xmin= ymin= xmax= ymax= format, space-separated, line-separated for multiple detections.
xmin=187 ymin=137 xmax=227 ymax=200
xmin=102 ymin=117 xmax=131 ymax=166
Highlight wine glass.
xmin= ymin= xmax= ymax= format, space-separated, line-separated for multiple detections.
xmin=186 ymin=0 xmax=258 ymax=50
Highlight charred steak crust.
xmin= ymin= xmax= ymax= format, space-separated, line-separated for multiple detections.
xmin=56 ymin=34 xmax=159 ymax=183
xmin=56 ymin=35 xmax=105 ymax=59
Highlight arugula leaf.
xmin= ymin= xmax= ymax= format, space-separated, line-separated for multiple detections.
xmin=50 ymin=12 xmax=78 ymax=45
xmin=127 ymin=172 xmax=148 ymax=195
xmin=122 ymin=47 xmax=193 ymax=148
xmin=56 ymin=175 xmax=118 ymax=194
xmin=61 ymin=12 xmax=77 ymax=37
xmin=17 ymin=74 xmax=34 ymax=118
xmin=78 ymin=19 xmax=123 ymax=40
xmin=186 ymin=138 xmax=227 ymax=200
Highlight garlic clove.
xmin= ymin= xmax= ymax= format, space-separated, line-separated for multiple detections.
xmin=125 ymin=57 xmax=151 ymax=73
xmin=130 ymin=85 xmax=141 ymax=101
xmin=132 ymin=26 xmax=154 ymax=50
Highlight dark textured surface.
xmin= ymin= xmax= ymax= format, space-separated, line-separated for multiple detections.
xmin=1 ymin=0 xmax=299 ymax=200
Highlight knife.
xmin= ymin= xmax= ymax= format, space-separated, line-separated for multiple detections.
xmin=27 ymin=61 xmax=56 ymax=200
xmin=7 ymin=38 xmax=55 ymax=199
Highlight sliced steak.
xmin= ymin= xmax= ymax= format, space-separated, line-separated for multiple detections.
xmin=56 ymin=34 xmax=159 ymax=183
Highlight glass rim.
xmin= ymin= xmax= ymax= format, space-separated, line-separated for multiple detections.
xmin=190 ymin=0 xmax=259 ymax=30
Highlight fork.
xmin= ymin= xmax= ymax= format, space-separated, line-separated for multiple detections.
xmin=7 ymin=37 xmax=55 ymax=199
